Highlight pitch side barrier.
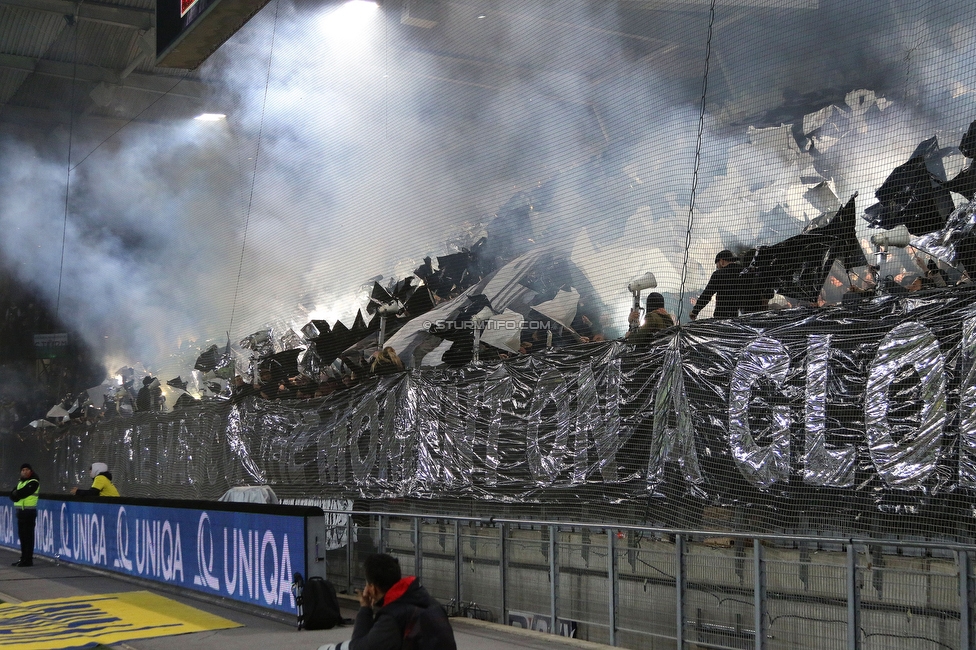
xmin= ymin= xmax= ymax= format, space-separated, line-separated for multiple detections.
xmin=0 ymin=495 xmax=327 ymax=615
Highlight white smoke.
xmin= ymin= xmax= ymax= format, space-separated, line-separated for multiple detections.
xmin=0 ymin=0 xmax=975 ymax=382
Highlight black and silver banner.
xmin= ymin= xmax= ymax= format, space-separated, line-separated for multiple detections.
xmin=44 ymin=288 xmax=976 ymax=521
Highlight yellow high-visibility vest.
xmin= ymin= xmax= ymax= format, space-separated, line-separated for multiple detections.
xmin=13 ymin=478 xmax=38 ymax=508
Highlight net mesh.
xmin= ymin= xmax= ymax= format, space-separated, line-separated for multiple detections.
xmin=2 ymin=1 xmax=976 ymax=546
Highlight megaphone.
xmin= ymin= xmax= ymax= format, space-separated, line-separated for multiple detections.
xmin=376 ymin=301 xmax=402 ymax=317
xmin=627 ymin=272 xmax=657 ymax=294
xmin=869 ymin=224 xmax=911 ymax=249
xmin=627 ymin=272 xmax=658 ymax=331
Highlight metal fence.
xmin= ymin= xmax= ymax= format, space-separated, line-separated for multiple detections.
xmin=319 ymin=510 xmax=975 ymax=650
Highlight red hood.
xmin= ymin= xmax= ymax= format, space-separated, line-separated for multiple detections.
xmin=382 ymin=576 xmax=416 ymax=605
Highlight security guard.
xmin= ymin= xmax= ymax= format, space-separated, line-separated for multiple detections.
xmin=10 ymin=463 xmax=39 ymax=567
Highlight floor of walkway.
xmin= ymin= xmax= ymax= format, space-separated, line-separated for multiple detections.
xmin=0 ymin=548 xmax=611 ymax=650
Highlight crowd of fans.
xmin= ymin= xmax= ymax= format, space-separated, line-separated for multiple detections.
xmin=3 ymin=239 xmax=966 ymax=432
xmin=1 ymin=191 xmax=971 ymax=431
xmin=622 ymin=246 xmax=967 ymax=346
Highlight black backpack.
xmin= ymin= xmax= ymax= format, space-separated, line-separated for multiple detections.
xmin=293 ymin=573 xmax=342 ymax=631
xmin=402 ymin=603 xmax=457 ymax=650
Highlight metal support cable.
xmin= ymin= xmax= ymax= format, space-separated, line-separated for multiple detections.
xmin=676 ymin=0 xmax=718 ymax=324
xmin=227 ymin=0 xmax=281 ymax=339
xmin=55 ymin=11 xmax=80 ymax=322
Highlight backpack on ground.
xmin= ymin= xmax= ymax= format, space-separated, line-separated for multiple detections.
xmin=293 ymin=573 xmax=343 ymax=631
xmin=402 ymin=603 xmax=457 ymax=650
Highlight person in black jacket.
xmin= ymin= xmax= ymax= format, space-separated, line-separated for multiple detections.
xmin=136 ymin=376 xmax=162 ymax=412
xmin=318 ymin=553 xmax=456 ymax=650
xmin=689 ymin=249 xmax=744 ymax=320
xmin=10 ymin=463 xmax=39 ymax=567
xmin=738 ymin=248 xmax=773 ymax=314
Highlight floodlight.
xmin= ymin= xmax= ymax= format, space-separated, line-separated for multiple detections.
xmin=320 ymin=0 xmax=379 ymax=41
xmin=194 ymin=113 xmax=226 ymax=122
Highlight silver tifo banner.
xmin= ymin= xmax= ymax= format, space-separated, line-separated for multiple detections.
xmin=19 ymin=287 xmax=976 ymax=533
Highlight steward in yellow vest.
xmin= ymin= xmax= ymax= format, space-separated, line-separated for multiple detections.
xmin=9 ymin=463 xmax=39 ymax=567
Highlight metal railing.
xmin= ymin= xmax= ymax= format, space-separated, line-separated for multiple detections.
xmin=320 ymin=510 xmax=975 ymax=650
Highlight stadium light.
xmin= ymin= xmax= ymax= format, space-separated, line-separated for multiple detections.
xmin=194 ymin=113 xmax=227 ymax=122
xmin=323 ymin=1 xmax=379 ymax=30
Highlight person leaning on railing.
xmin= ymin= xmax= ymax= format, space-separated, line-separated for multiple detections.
xmin=70 ymin=462 xmax=120 ymax=497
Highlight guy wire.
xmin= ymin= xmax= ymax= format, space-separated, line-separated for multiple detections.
xmin=676 ymin=0 xmax=718 ymax=324
xmin=228 ymin=0 xmax=282 ymax=339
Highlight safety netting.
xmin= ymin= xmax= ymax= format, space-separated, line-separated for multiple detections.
xmin=4 ymin=0 xmax=976 ymax=543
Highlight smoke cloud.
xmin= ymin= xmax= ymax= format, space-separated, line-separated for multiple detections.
xmin=0 ymin=0 xmax=974 ymax=382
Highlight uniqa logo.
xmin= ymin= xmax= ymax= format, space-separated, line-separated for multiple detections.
xmin=194 ymin=512 xmax=220 ymax=590
xmin=113 ymin=507 xmax=132 ymax=570
xmin=72 ymin=511 xmax=108 ymax=565
xmin=221 ymin=527 xmax=295 ymax=607
xmin=0 ymin=506 xmax=16 ymax=545
xmin=35 ymin=508 xmax=55 ymax=554
xmin=132 ymin=517 xmax=184 ymax=581
xmin=58 ymin=502 xmax=72 ymax=558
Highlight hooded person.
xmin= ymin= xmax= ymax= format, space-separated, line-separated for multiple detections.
xmin=626 ymin=292 xmax=675 ymax=345
xmin=10 ymin=463 xmax=39 ymax=567
xmin=71 ymin=462 xmax=120 ymax=497
xmin=318 ymin=553 xmax=456 ymax=650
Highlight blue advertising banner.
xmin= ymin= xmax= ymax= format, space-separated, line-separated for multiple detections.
xmin=0 ymin=500 xmax=305 ymax=615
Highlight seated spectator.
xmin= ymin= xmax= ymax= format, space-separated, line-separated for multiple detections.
xmin=317 ymin=553 xmax=456 ymax=650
